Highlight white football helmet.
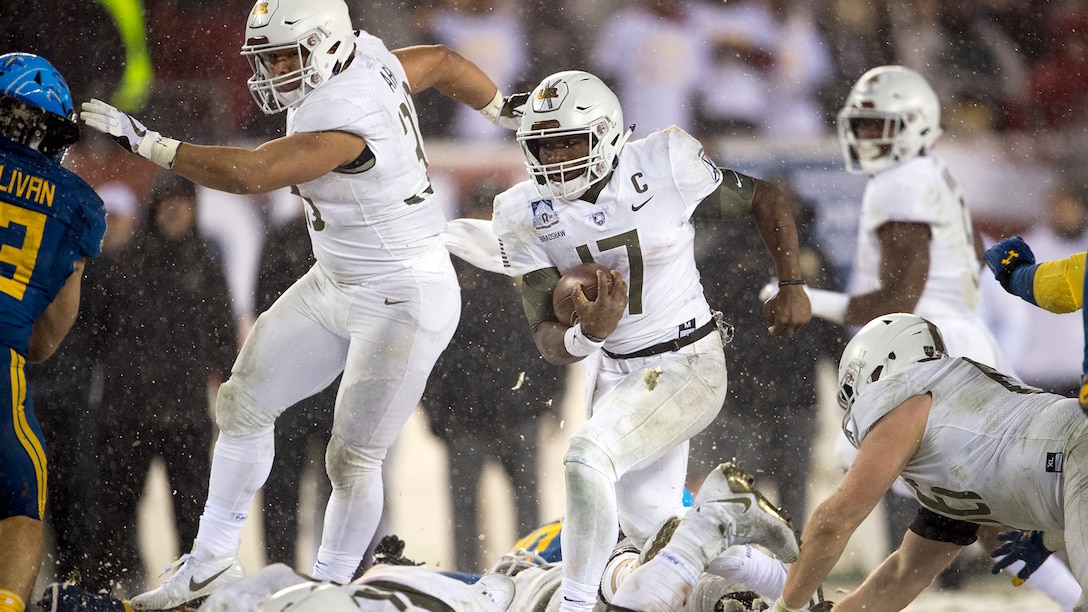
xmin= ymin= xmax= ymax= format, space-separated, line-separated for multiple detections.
xmin=838 ymin=313 xmax=946 ymax=445
xmin=240 ymin=0 xmax=356 ymax=114
xmin=517 ymin=71 xmax=632 ymax=200
xmin=257 ymin=582 xmax=358 ymax=612
xmin=837 ymin=65 xmax=943 ymax=174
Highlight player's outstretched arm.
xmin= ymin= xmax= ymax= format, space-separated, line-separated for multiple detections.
xmin=838 ymin=530 xmax=962 ymax=610
xmin=80 ymin=99 xmax=364 ymax=193
xmin=983 ymin=235 xmax=1036 ymax=294
xmin=393 ymin=45 xmax=526 ymax=130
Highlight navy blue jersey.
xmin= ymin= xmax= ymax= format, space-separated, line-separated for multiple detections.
xmin=0 ymin=138 xmax=105 ymax=356
xmin=0 ymin=137 xmax=105 ymax=521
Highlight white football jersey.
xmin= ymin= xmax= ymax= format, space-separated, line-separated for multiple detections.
xmin=492 ymin=126 xmax=724 ymax=355
xmin=850 ymin=154 xmax=981 ymax=320
xmin=287 ymin=31 xmax=446 ymax=283
xmin=848 ymin=357 xmax=1088 ymax=533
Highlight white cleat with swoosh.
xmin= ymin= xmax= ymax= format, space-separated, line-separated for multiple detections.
xmin=694 ymin=463 xmax=800 ymax=563
xmin=130 ymin=553 xmax=244 ymax=610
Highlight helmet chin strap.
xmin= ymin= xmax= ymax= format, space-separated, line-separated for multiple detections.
xmin=274 ymin=86 xmax=305 ymax=109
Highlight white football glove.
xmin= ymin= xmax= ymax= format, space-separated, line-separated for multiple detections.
xmin=496 ymin=92 xmax=529 ymax=130
xmin=479 ymin=90 xmax=529 ymax=130
xmin=80 ymin=98 xmax=180 ymax=169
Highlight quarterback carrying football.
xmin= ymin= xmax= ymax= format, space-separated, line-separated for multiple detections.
xmin=491 ymin=70 xmax=810 ymax=611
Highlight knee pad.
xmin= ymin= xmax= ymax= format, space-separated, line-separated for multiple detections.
xmin=214 ymin=379 xmax=276 ymax=436
xmin=564 ymin=434 xmax=618 ymax=483
xmin=325 ymin=434 xmax=386 ymax=489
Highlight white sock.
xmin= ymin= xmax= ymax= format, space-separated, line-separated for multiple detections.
xmin=707 ymin=545 xmax=788 ymax=600
xmin=313 ymin=549 xmax=361 ymax=583
xmin=1021 ymin=555 xmax=1081 ymax=611
xmin=314 ymin=452 xmax=388 ymax=583
xmin=195 ymin=429 xmax=274 ymax=560
xmin=558 ymin=579 xmax=599 ymax=612
xmin=611 ymin=553 xmax=693 ymax=612
xmin=661 ymin=509 xmax=727 ymax=570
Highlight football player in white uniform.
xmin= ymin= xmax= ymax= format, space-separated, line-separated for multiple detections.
xmin=78 ymin=0 xmax=524 ymax=607
xmin=760 ymin=66 xmax=1080 ymax=608
xmin=491 ymin=70 xmax=810 ymax=612
xmin=774 ymin=313 xmax=1088 ymax=612
xmin=764 ymin=65 xmax=1005 ymax=367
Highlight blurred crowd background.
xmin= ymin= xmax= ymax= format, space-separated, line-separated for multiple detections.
xmin=6 ymin=0 xmax=1088 ymax=595
xmin=6 ymin=0 xmax=1088 ymax=294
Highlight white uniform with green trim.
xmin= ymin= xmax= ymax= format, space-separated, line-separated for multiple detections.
xmin=845 ymin=356 xmax=1088 ymax=610
xmin=493 ymin=126 xmax=723 ymax=354
xmin=493 ymin=126 xmax=733 ymax=603
xmin=196 ymin=31 xmax=460 ymax=584
xmin=848 ymin=357 xmax=1085 ymax=532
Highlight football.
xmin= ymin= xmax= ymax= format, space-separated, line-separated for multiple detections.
xmin=552 ymin=262 xmax=611 ymax=327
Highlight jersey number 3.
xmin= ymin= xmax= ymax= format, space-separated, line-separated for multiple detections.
xmin=0 ymin=203 xmax=45 ymax=300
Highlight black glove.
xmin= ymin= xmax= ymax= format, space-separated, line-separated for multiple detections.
xmin=990 ymin=529 xmax=1053 ymax=586
xmin=982 ymin=236 xmax=1035 ymax=292
xmin=372 ymin=533 xmax=423 ymax=566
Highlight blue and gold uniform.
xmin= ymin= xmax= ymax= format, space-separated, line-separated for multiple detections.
xmin=0 ymin=136 xmax=105 ymax=522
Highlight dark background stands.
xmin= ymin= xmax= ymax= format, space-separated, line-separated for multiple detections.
xmin=86 ymin=173 xmax=237 ymax=596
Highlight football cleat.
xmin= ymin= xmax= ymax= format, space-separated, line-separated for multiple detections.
xmin=693 ymin=463 xmax=800 ymax=563
xmin=639 ymin=515 xmax=681 ymax=564
xmin=39 ymin=583 xmax=131 ymax=612
xmin=130 ymin=554 xmax=244 ymax=610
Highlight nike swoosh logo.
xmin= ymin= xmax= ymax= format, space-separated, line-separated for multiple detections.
xmin=631 ymin=196 xmax=654 ymax=211
xmin=384 ymin=298 xmax=409 ymax=305
xmin=729 ymin=170 xmax=743 ymax=188
xmin=189 ymin=566 xmax=232 ymax=592
xmin=703 ymin=496 xmax=752 ymax=511
xmin=127 ymin=116 xmax=146 ymax=139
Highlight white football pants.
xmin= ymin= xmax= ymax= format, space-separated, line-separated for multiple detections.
xmin=560 ymin=331 xmax=727 ymax=609
xmin=197 ymin=250 xmax=460 ymax=581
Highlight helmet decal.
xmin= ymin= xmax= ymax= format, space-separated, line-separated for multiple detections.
xmin=240 ymin=0 xmax=355 ymax=114
xmin=248 ymin=0 xmax=276 ymax=28
xmin=516 ymin=71 xmax=631 ymax=200
xmin=532 ymin=78 xmax=567 ymax=113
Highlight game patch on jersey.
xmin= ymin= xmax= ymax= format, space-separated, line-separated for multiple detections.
xmin=531 ymin=199 xmax=559 ymax=230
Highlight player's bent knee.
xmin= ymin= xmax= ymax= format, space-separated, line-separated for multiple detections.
xmin=564 ymin=437 xmax=619 ymax=483
xmin=325 ymin=434 xmax=385 ymax=489
xmin=214 ymin=379 xmax=277 ymax=435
